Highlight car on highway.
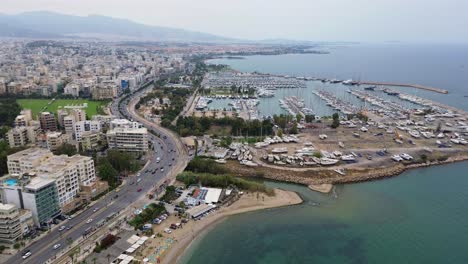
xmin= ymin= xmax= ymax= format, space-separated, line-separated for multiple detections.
xmin=137 ymin=188 xmax=142 ymax=192
xmin=66 ymin=225 xmax=73 ymax=230
xmin=86 ymin=218 xmax=93 ymax=224
xmin=161 ymin=168 xmax=164 ymax=172
xmin=93 ymin=207 xmax=99 ymax=212
xmin=53 ymin=244 xmax=61 ymax=250
xmin=22 ymin=250 xmax=31 ymax=259
xmin=58 ymin=225 xmax=66 ymax=231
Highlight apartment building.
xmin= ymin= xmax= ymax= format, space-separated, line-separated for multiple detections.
xmin=63 ymin=115 xmax=76 ymax=135
xmin=7 ymin=148 xmax=53 ymax=176
xmin=106 ymin=126 xmax=148 ymax=152
xmin=14 ymin=109 xmax=33 ymax=127
xmin=73 ymin=120 xmax=101 ymax=142
xmin=45 ymin=132 xmax=71 ymax=151
xmin=6 ymin=148 xmax=96 ymax=211
xmin=92 ymin=81 xmax=117 ymax=100
xmin=0 ymin=203 xmax=22 ymax=245
xmin=6 ymin=126 xmax=39 ymax=148
xmin=39 ymin=112 xmax=57 ymax=132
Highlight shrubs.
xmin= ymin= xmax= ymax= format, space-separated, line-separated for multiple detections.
xmin=176 ymin=172 xmax=273 ymax=195
xmin=186 ymin=157 xmax=228 ymax=174
xmin=129 ymin=203 xmax=166 ymax=230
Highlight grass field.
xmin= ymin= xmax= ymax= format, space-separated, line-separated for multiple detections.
xmin=17 ymin=99 xmax=109 ymax=119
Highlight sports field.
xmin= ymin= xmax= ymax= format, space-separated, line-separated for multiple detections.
xmin=17 ymin=99 xmax=109 ymax=119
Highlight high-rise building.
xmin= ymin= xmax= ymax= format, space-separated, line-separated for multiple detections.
xmin=39 ymin=112 xmax=57 ymax=132
xmin=0 ymin=177 xmax=61 ymax=227
xmin=6 ymin=127 xmax=38 ymax=148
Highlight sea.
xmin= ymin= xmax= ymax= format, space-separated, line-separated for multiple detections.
xmin=180 ymin=43 xmax=468 ymax=264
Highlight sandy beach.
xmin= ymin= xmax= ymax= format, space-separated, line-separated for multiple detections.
xmin=140 ymin=188 xmax=302 ymax=264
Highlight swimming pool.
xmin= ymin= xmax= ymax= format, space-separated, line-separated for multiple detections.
xmin=4 ymin=178 xmax=18 ymax=186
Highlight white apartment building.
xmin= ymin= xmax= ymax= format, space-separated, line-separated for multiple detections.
xmin=6 ymin=148 xmax=96 ymax=209
xmin=107 ymin=126 xmax=149 ymax=152
xmin=7 ymin=148 xmax=53 ymax=176
xmin=73 ymin=120 xmax=101 ymax=142
xmin=63 ymin=115 xmax=76 ymax=135
xmin=110 ymin=119 xmax=143 ymax=129
xmin=0 ymin=203 xmax=22 ymax=245
xmin=7 ymin=126 xmax=39 ymax=148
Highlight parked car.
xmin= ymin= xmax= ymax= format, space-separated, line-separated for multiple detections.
xmin=164 ymin=228 xmax=172 ymax=234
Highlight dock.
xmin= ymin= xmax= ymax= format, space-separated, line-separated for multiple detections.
xmin=359 ymin=81 xmax=448 ymax=94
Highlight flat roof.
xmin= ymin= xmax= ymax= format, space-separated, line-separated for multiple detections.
xmin=0 ymin=203 xmax=16 ymax=211
xmin=25 ymin=177 xmax=55 ymax=191
xmin=204 ymin=188 xmax=222 ymax=204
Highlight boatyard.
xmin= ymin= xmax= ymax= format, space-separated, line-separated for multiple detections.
xmin=185 ymin=68 xmax=468 ymax=192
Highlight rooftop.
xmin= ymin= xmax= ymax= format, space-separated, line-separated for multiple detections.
xmin=25 ymin=177 xmax=55 ymax=191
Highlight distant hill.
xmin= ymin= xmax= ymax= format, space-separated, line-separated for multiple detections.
xmin=0 ymin=11 xmax=230 ymax=42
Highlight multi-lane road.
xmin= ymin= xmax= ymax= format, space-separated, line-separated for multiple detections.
xmin=9 ymin=84 xmax=188 ymax=264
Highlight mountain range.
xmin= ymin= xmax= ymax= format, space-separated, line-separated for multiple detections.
xmin=0 ymin=11 xmax=230 ymax=42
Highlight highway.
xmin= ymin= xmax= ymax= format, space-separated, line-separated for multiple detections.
xmin=9 ymin=84 xmax=189 ymax=264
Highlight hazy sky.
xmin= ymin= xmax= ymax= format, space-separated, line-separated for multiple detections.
xmin=2 ymin=0 xmax=468 ymax=43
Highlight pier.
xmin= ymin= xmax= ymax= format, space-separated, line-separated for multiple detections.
xmin=359 ymin=81 xmax=448 ymax=94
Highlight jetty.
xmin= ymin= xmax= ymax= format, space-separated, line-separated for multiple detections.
xmin=359 ymin=81 xmax=448 ymax=94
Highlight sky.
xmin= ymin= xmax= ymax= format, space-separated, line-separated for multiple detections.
xmin=2 ymin=0 xmax=468 ymax=43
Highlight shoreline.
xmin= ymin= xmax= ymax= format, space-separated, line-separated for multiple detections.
xmin=225 ymin=153 xmax=468 ymax=190
xmin=161 ymin=189 xmax=303 ymax=264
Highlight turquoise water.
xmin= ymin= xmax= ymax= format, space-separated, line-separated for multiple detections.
xmin=181 ymin=44 xmax=468 ymax=264
xmin=181 ymin=162 xmax=468 ymax=264
xmin=4 ymin=178 xmax=18 ymax=186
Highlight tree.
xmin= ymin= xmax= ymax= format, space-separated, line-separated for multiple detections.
xmin=331 ymin=113 xmax=340 ymax=128
xmin=290 ymin=122 xmax=298 ymax=134
xmin=277 ymin=128 xmax=283 ymax=138
xmin=305 ymin=114 xmax=315 ymax=123
xmin=53 ymin=143 xmax=78 ymax=156
xmin=98 ymin=159 xmax=119 ymax=188
xmin=296 ymin=114 xmax=302 ymax=123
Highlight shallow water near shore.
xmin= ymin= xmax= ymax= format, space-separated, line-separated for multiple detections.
xmin=180 ymin=161 xmax=468 ymax=264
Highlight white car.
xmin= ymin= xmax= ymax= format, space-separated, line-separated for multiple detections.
xmin=86 ymin=218 xmax=93 ymax=224
xmin=58 ymin=225 xmax=66 ymax=231
xmin=164 ymin=228 xmax=172 ymax=234
xmin=53 ymin=244 xmax=61 ymax=250
xmin=22 ymin=251 xmax=32 ymax=259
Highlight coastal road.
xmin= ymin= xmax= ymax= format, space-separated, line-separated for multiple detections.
xmin=9 ymin=85 xmax=189 ymax=264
